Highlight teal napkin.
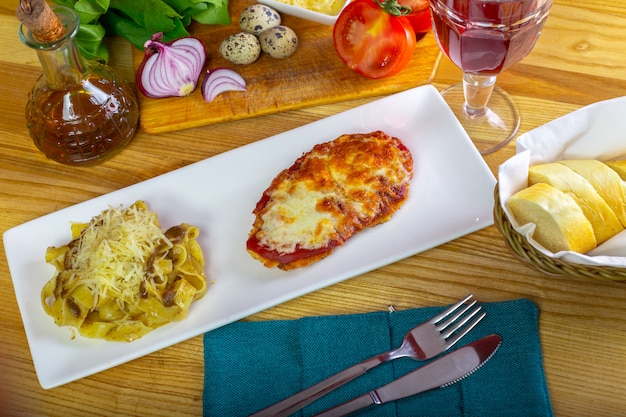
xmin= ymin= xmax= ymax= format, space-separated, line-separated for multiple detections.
xmin=203 ymin=298 xmax=553 ymax=417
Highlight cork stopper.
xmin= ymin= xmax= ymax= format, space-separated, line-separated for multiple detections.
xmin=16 ymin=0 xmax=66 ymax=43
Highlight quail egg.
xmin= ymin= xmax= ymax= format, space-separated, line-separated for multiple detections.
xmin=220 ymin=32 xmax=261 ymax=65
xmin=258 ymin=25 xmax=299 ymax=59
xmin=239 ymin=4 xmax=281 ymax=35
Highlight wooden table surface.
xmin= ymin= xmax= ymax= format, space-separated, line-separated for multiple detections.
xmin=2 ymin=1 xmax=626 ymax=416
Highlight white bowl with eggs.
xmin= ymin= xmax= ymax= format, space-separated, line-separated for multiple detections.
xmin=258 ymin=0 xmax=349 ymax=25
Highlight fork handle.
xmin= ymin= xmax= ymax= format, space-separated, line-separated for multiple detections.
xmin=248 ymin=356 xmax=385 ymax=417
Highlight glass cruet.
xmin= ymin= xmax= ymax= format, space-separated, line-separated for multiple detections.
xmin=18 ymin=5 xmax=139 ymax=166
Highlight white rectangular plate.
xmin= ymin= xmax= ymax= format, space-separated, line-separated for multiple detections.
xmin=4 ymin=85 xmax=496 ymax=389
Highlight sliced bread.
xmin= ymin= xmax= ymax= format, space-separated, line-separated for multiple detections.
xmin=605 ymin=160 xmax=626 ymax=180
xmin=558 ymin=159 xmax=626 ymax=227
xmin=507 ymin=182 xmax=597 ymax=253
xmin=528 ymin=162 xmax=623 ymax=244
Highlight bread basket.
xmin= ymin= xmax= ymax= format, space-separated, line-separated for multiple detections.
xmin=494 ymin=96 xmax=626 ymax=281
xmin=494 ymin=184 xmax=626 ymax=281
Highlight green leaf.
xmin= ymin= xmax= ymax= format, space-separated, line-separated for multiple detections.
xmin=101 ymin=9 xmax=189 ymax=50
xmin=53 ymin=0 xmax=230 ymax=62
xmin=52 ymin=0 xmax=108 ymax=24
xmin=161 ymin=19 xmax=193 ymax=42
xmin=191 ymin=0 xmax=231 ymax=25
xmin=160 ymin=0 xmax=195 ymax=14
xmin=74 ymin=0 xmax=109 ymax=16
xmin=75 ymin=23 xmax=109 ymax=62
xmin=78 ymin=22 xmax=107 ymax=41
xmin=76 ymin=43 xmax=109 ymax=62
xmin=180 ymin=14 xmax=192 ymax=27
xmin=164 ymin=0 xmax=232 ymax=25
xmin=108 ymin=0 xmax=182 ymax=32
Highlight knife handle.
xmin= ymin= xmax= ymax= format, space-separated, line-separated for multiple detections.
xmin=249 ymin=356 xmax=384 ymax=417
xmin=312 ymin=393 xmax=375 ymax=417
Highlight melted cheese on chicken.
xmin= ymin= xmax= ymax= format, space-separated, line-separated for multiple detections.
xmin=248 ymin=131 xmax=413 ymax=270
xmin=260 ymin=181 xmax=342 ymax=254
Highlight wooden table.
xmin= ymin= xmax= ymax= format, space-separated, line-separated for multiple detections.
xmin=2 ymin=1 xmax=626 ymax=415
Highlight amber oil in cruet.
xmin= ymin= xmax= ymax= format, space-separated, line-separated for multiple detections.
xmin=17 ymin=3 xmax=139 ymax=166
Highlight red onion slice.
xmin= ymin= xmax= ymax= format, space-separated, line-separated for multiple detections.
xmin=202 ymin=68 xmax=247 ymax=102
xmin=136 ymin=33 xmax=206 ymax=98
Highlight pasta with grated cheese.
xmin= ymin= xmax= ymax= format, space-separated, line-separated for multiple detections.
xmin=41 ymin=201 xmax=208 ymax=342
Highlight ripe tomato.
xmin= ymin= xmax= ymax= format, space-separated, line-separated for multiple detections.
xmin=398 ymin=0 xmax=432 ymax=34
xmin=333 ymin=0 xmax=416 ymax=79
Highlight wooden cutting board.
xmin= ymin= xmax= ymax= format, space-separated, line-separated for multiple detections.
xmin=131 ymin=0 xmax=441 ymax=134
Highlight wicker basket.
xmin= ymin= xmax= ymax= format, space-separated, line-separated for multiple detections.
xmin=494 ymin=184 xmax=626 ymax=281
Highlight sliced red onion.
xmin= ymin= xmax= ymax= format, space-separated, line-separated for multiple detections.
xmin=201 ymin=68 xmax=247 ymax=102
xmin=136 ymin=33 xmax=206 ymax=98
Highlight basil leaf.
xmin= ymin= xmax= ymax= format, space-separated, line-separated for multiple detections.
xmin=161 ymin=0 xmax=196 ymax=14
xmin=191 ymin=0 xmax=231 ymax=25
xmin=161 ymin=19 xmax=193 ymax=43
xmin=101 ymin=9 xmax=189 ymax=50
xmin=53 ymin=0 xmax=230 ymax=62
xmin=75 ymin=23 xmax=109 ymax=62
xmin=108 ymin=0 xmax=182 ymax=32
xmin=74 ymin=0 xmax=110 ymax=23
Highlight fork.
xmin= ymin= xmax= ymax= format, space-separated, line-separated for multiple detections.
xmin=249 ymin=294 xmax=486 ymax=417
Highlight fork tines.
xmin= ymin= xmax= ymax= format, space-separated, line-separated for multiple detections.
xmin=432 ymin=294 xmax=486 ymax=349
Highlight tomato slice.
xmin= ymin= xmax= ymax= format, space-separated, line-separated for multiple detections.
xmin=333 ymin=0 xmax=417 ymax=79
xmin=246 ymin=235 xmax=340 ymax=266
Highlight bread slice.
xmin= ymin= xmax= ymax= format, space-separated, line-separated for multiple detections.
xmin=507 ymin=182 xmax=597 ymax=253
xmin=605 ymin=160 xmax=626 ymax=180
xmin=528 ymin=163 xmax=623 ymax=244
xmin=558 ymin=159 xmax=626 ymax=227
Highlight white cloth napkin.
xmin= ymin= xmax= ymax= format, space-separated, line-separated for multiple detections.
xmin=498 ymin=96 xmax=626 ymax=266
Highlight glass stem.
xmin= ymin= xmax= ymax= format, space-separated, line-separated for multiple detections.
xmin=462 ymin=73 xmax=497 ymax=117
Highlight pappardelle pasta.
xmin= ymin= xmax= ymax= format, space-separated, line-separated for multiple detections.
xmin=41 ymin=201 xmax=208 ymax=342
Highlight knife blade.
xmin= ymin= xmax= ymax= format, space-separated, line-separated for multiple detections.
xmin=312 ymin=333 xmax=502 ymax=417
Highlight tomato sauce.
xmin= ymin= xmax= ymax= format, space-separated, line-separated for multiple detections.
xmin=246 ymin=235 xmax=340 ymax=265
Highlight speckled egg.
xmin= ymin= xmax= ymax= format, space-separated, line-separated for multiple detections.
xmin=220 ymin=32 xmax=261 ymax=65
xmin=239 ymin=4 xmax=281 ymax=35
xmin=258 ymin=25 xmax=299 ymax=59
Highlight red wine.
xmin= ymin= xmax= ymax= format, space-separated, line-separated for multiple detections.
xmin=431 ymin=0 xmax=551 ymax=75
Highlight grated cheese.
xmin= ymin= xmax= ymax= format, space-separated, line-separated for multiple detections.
xmin=67 ymin=202 xmax=171 ymax=309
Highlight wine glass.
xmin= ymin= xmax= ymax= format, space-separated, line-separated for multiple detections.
xmin=428 ymin=0 xmax=552 ymax=154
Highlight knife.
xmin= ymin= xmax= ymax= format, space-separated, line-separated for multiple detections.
xmin=311 ymin=333 xmax=502 ymax=417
